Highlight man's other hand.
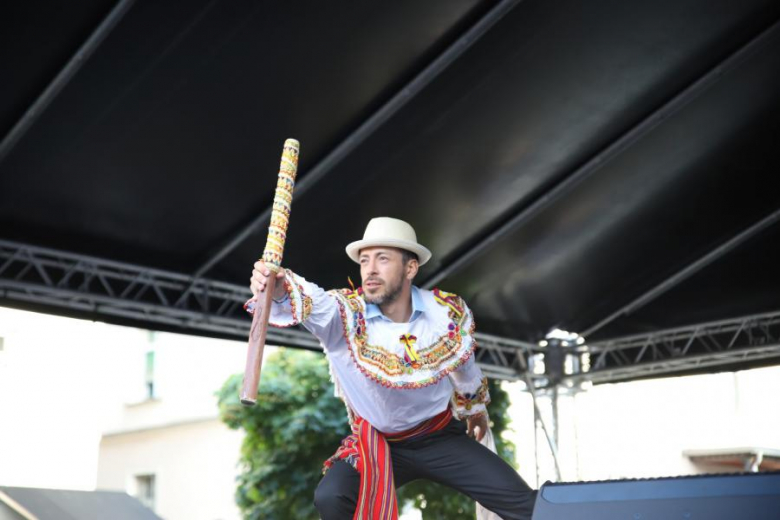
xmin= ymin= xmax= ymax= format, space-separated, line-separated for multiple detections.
xmin=467 ymin=413 xmax=488 ymax=442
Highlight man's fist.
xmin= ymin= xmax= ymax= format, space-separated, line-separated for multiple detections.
xmin=250 ymin=261 xmax=286 ymax=299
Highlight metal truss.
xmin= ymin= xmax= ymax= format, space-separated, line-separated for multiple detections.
xmin=9 ymin=238 xmax=777 ymax=385
xmin=0 ymin=239 xmax=320 ymax=348
xmin=473 ymin=331 xmax=538 ymax=381
xmin=568 ymin=311 xmax=780 ymax=385
xmin=0 ymin=239 xmax=535 ymax=380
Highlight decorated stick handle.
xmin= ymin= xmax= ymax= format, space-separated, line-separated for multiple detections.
xmin=240 ymin=139 xmax=300 ymax=406
xmin=261 ymin=139 xmax=299 ymax=273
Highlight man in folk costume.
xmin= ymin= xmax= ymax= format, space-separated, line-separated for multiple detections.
xmin=249 ymin=217 xmax=537 ymax=519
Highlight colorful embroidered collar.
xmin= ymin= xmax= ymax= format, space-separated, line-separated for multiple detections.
xmin=329 ymin=286 xmax=476 ymax=389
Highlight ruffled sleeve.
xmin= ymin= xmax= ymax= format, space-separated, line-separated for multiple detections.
xmin=449 ymin=359 xmax=490 ymax=419
xmin=447 ymin=297 xmax=490 ymax=418
xmin=244 ymin=271 xmax=345 ymax=352
xmin=244 ymin=269 xmax=313 ymax=326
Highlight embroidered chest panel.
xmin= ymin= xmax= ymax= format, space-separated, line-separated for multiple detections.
xmin=329 ymin=287 xmax=476 ymax=389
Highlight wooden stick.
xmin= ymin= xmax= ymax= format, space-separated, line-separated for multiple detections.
xmin=240 ymin=138 xmax=299 ymax=406
xmin=240 ymin=277 xmax=277 ymax=405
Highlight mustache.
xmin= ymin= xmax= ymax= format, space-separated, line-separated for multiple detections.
xmin=364 ymin=277 xmax=383 ymax=284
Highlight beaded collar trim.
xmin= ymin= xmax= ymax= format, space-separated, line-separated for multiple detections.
xmin=329 ymin=286 xmax=476 ymax=389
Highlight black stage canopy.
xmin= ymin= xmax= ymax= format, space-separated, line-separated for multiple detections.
xmin=2 ymin=0 xmax=779 ymax=384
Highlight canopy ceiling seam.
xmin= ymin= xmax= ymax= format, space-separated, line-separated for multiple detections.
xmin=420 ymin=17 xmax=780 ymax=291
xmin=191 ymin=0 xmax=524 ymax=279
xmin=581 ymin=208 xmax=780 ymax=339
xmin=0 ymin=0 xmax=137 ymax=166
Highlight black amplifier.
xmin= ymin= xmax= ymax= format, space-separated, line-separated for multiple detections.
xmin=532 ymin=472 xmax=780 ymax=519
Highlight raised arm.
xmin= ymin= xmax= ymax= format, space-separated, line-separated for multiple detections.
xmin=248 ymin=261 xmax=345 ymax=351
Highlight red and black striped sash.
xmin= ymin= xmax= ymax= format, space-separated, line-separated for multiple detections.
xmin=323 ymin=407 xmax=453 ymax=520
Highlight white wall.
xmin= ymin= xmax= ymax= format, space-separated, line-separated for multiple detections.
xmin=502 ymin=384 xmax=539 ymax=486
xmin=572 ymin=368 xmax=780 ymax=480
xmin=503 ymin=367 xmax=780 ymax=486
xmin=0 ymin=305 xmax=268 ymax=520
xmin=0 ymin=307 xmax=145 ymax=490
xmin=733 ymin=366 xmax=780 ymax=448
xmin=99 ymin=328 xmax=263 ymax=435
xmin=98 ymin=419 xmax=244 ymax=520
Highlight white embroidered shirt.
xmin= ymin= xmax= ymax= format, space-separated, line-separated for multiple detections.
xmin=250 ymin=270 xmax=490 ymax=434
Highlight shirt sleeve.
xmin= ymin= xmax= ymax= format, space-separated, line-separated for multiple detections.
xmin=447 ymin=299 xmax=490 ymax=418
xmin=449 ymin=355 xmax=490 ymax=418
xmin=244 ymin=269 xmax=346 ymax=351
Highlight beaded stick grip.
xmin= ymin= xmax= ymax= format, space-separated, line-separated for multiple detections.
xmin=240 ymin=138 xmax=300 ymax=406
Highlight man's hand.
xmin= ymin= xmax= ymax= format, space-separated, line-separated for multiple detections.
xmin=250 ymin=261 xmax=286 ymax=299
xmin=466 ymin=413 xmax=489 ymax=442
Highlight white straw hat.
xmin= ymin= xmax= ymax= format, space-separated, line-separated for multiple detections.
xmin=346 ymin=217 xmax=432 ymax=266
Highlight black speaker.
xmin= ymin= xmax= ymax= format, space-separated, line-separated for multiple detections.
xmin=532 ymin=472 xmax=780 ymax=519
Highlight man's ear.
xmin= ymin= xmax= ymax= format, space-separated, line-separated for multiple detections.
xmin=406 ymin=259 xmax=419 ymax=280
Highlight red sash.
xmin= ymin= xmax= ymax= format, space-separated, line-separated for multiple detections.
xmin=323 ymin=408 xmax=453 ymax=520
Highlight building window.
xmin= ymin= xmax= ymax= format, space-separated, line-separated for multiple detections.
xmin=134 ymin=474 xmax=156 ymax=511
xmin=145 ymin=350 xmax=155 ymax=399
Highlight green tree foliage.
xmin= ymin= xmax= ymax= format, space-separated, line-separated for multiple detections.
xmin=218 ymin=349 xmax=349 ymax=519
xmin=218 ymin=349 xmax=516 ymax=520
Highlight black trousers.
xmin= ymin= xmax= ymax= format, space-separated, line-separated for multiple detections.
xmin=314 ymin=418 xmax=537 ymax=520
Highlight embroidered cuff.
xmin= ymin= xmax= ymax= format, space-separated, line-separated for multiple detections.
xmin=243 ymin=270 xmax=313 ymax=327
xmin=452 ymin=376 xmax=491 ymax=418
xmin=272 ymin=293 xmax=290 ymax=304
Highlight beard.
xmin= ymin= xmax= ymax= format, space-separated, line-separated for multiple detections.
xmin=363 ymin=274 xmax=404 ymax=306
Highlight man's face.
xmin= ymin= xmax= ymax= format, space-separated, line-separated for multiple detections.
xmin=359 ymin=247 xmax=408 ymax=305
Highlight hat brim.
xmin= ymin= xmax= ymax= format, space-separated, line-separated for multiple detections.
xmin=346 ymin=238 xmax=432 ymax=266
